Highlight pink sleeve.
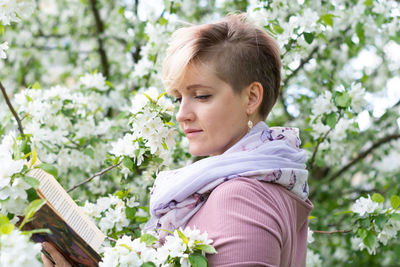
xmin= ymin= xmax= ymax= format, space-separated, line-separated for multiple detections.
xmin=186 ymin=178 xmax=299 ymax=267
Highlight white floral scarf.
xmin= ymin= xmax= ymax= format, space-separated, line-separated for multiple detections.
xmin=146 ymin=122 xmax=309 ymax=231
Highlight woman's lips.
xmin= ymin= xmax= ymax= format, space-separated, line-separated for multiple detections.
xmin=184 ymin=129 xmax=202 ymax=138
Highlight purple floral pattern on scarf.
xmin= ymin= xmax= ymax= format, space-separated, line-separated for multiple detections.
xmin=265 ymin=169 xmax=282 ymax=182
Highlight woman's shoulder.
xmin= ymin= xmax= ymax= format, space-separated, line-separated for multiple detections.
xmin=203 ymin=177 xmax=313 ymax=231
xmin=210 ymin=177 xmax=312 ymax=210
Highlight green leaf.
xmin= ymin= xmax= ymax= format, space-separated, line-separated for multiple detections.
xmin=119 ymin=243 xmax=132 ymax=252
xmin=36 ymin=163 xmax=58 ymax=178
xmin=364 ymin=0 xmax=373 ymax=6
xmin=0 ymin=24 xmax=4 ymax=35
xmin=195 ymin=244 xmax=217 ymax=254
xmin=21 ymin=151 xmax=31 ymax=160
xmin=125 ymin=206 xmax=136 ymax=220
xmin=31 ymin=147 xmax=37 ymax=167
xmin=160 ymin=229 xmax=174 ymax=235
xmin=362 ymin=231 xmax=376 ymax=250
xmin=319 ymin=14 xmax=334 ymax=27
xmin=140 ymin=233 xmax=158 ymax=246
xmin=21 ymin=176 xmax=40 ymax=189
xmin=336 ymin=92 xmax=351 ymax=108
xmin=25 ymin=199 xmax=46 ymax=219
xmin=358 ymin=228 xmax=367 ymax=239
xmin=122 ymin=157 xmax=134 ymax=172
xmin=334 ymin=210 xmax=353 ymax=216
xmin=322 ymin=112 xmax=337 ymax=128
xmin=371 ymin=193 xmax=384 ymax=204
xmin=176 ymin=229 xmax=189 ymax=246
xmin=308 ymin=216 xmax=317 ymax=220
xmin=0 ymin=222 xmax=14 ymax=235
xmin=19 ymin=199 xmax=46 ymax=229
xmin=390 ymin=195 xmax=400 ymax=209
xmin=22 ymin=228 xmax=52 ymax=235
xmin=303 ymin=32 xmax=315 ymax=44
xmin=162 ymin=142 xmax=168 ymax=150
xmin=143 ymin=93 xmax=154 ymax=103
xmin=0 ymin=214 xmax=9 ymax=226
xmin=83 ymin=148 xmax=95 ymax=159
xmin=272 ymin=24 xmax=284 ymax=34
xmin=158 ymin=17 xmax=168 ymax=25
xmin=105 ymin=81 xmax=114 ymax=88
xmin=359 ymin=217 xmax=372 ymax=228
xmin=189 ymin=253 xmax=208 ymax=267
xmin=157 ymin=92 xmax=167 ymax=101
xmin=356 ymin=22 xmax=365 ymax=43
xmin=140 ymin=263 xmax=157 ymax=267
xmin=31 ymin=82 xmax=42 ymax=90
xmin=391 ymin=213 xmax=400 ymax=221
xmin=374 ymin=214 xmax=387 ymax=229
xmin=26 ymin=188 xmax=38 ymax=202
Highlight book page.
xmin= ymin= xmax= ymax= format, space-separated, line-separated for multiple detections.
xmin=28 ymin=168 xmax=106 ymax=252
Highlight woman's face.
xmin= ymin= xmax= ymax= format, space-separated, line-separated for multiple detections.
xmin=174 ymin=63 xmax=249 ymax=156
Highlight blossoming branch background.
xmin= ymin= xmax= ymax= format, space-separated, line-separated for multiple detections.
xmin=1 ymin=0 xmax=400 ymax=266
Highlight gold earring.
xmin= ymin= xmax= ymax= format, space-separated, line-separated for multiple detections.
xmin=248 ymin=120 xmax=253 ymax=129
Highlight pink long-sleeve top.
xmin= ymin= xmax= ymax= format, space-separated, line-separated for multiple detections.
xmin=186 ymin=177 xmax=313 ymax=267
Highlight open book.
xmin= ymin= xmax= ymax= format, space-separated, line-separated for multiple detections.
xmin=22 ymin=167 xmax=106 ymax=267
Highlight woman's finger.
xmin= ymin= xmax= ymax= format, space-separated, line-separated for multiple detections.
xmin=42 ymin=242 xmax=72 ymax=267
xmin=41 ymin=252 xmax=54 ymax=267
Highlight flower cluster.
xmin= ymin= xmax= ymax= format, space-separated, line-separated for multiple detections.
xmin=110 ymin=87 xmax=176 ymax=167
xmin=12 ymin=78 xmax=125 ymax=180
xmin=0 ymin=42 xmax=9 ymax=59
xmin=0 ymin=0 xmax=35 ymax=25
xmin=350 ymin=194 xmax=400 ymax=255
xmin=100 ymin=227 xmax=215 ymax=267
xmin=82 ymin=193 xmax=144 ymax=236
xmin=0 ymin=133 xmax=31 ymax=216
xmin=0 ymin=211 xmax=43 ymax=267
xmin=0 ymin=229 xmax=42 ymax=267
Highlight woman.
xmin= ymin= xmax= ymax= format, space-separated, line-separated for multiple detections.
xmin=43 ymin=14 xmax=313 ymax=267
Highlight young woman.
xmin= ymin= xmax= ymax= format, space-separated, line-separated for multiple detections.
xmin=43 ymin=14 xmax=313 ymax=267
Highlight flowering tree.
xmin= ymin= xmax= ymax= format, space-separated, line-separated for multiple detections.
xmin=1 ymin=0 xmax=400 ymax=266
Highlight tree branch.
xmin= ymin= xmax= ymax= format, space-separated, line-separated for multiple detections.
xmin=309 ymin=125 xmax=335 ymax=170
xmin=67 ymin=161 xmax=122 ymax=193
xmin=89 ymin=0 xmax=110 ymax=78
xmin=282 ymin=46 xmax=319 ymax=88
xmin=0 ymin=81 xmax=24 ymax=137
xmin=309 ymin=115 xmax=342 ymax=169
xmin=279 ymin=27 xmax=351 ymax=121
xmin=313 ymin=229 xmax=352 ymax=234
xmin=328 ymin=133 xmax=400 ymax=182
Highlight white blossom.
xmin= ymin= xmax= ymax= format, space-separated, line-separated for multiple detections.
xmin=306 ymin=248 xmax=322 ymax=267
xmin=331 ymin=118 xmax=355 ymax=141
xmin=307 ymin=227 xmax=314 ymax=243
xmin=312 ymin=91 xmax=337 ymax=116
xmin=0 ymin=229 xmax=42 ymax=267
xmin=109 ymin=133 xmax=138 ymax=158
xmin=0 ymin=0 xmax=35 ymax=25
xmin=348 ymin=82 xmax=366 ymax=113
xmin=0 ymin=42 xmax=9 ymax=59
xmin=351 ymin=195 xmax=382 ymax=217
xmin=80 ymin=73 xmax=109 ymax=91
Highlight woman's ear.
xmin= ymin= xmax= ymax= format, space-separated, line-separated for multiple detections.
xmin=245 ymin=82 xmax=263 ymax=116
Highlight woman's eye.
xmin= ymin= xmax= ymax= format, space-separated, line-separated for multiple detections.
xmin=174 ymin=97 xmax=182 ymax=103
xmin=195 ymin=95 xmax=211 ymax=100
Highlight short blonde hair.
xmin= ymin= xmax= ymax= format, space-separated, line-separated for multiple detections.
xmin=162 ymin=14 xmax=281 ymax=118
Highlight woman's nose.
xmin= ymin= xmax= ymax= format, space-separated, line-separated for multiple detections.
xmin=176 ymin=99 xmax=195 ymax=122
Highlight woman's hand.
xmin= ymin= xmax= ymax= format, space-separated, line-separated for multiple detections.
xmin=41 ymin=242 xmax=72 ymax=267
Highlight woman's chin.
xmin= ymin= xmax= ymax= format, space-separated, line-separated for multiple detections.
xmin=189 ymin=147 xmax=211 ymax=157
